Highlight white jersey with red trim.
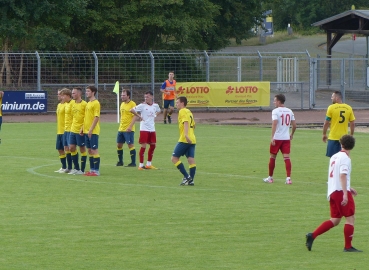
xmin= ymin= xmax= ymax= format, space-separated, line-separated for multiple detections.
xmin=134 ymin=102 xmax=161 ymax=132
xmin=327 ymin=151 xmax=351 ymax=200
xmin=272 ymin=106 xmax=295 ymax=140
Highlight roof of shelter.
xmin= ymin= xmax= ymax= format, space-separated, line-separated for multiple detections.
xmin=312 ymin=10 xmax=369 ymax=34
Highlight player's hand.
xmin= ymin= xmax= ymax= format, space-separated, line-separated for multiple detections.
xmin=350 ymin=188 xmax=358 ymax=196
xmin=185 ymin=135 xmax=192 ymax=144
xmin=341 ymin=194 xmax=348 ymax=206
xmin=322 ymin=135 xmax=327 ymax=143
xmin=88 ymin=130 xmax=92 ymax=138
xmin=271 ymin=139 xmax=275 ymax=146
xmin=290 ymin=134 xmax=294 ymax=140
xmin=126 ymin=127 xmax=132 ymax=132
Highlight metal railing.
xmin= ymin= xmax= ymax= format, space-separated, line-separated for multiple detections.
xmin=1 ymin=51 xmax=368 ymax=112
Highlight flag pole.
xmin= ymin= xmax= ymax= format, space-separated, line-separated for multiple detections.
xmin=113 ymin=81 xmax=120 ymax=123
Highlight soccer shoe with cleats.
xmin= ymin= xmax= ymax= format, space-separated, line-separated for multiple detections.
xmin=164 ymin=120 xmax=167 ymax=124
xmin=343 ymin=247 xmax=362 ymax=252
xmin=61 ymin=169 xmax=71 ymax=173
xmin=305 ymin=233 xmax=314 ymax=251
xmin=73 ymin=170 xmax=84 ymax=175
xmin=145 ymin=165 xmax=158 ymax=170
xmin=188 ymin=179 xmax=194 ymax=186
xmin=285 ymin=178 xmax=292 ymax=185
xmin=116 ymin=161 xmax=123 ymax=166
xmin=68 ymin=169 xmax=78 ymax=175
xmin=180 ymin=176 xmax=192 ymax=186
xmin=88 ymin=171 xmax=100 ymax=176
xmin=263 ymin=177 xmax=274 ymax=183
xmin=167 ymin=115 xmax=172 ymax=124
xmin=83 ymin=171 xmax=93 ymax=176
xmin=138 ymin=166 xmax=146 ymax=170
xmin=54 ymin=168 xmax=64 ymax=173
xmin=125 ymin=163 xmax=136 ymax=167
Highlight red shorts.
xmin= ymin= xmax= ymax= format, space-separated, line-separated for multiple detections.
xmin=270 ymin=140 xmax=290 ymax=155
xmin=329 ymin=190 xmax=355 ymax=218
xmin=139 ymin=131 xmax=157 ymax=144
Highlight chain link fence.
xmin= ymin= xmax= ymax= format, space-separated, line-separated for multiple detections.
xmin=1 ymin=51 xmax=369 ymax=112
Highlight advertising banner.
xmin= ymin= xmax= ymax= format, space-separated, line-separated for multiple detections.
xmin=175 ymin=82 xmax=270 ymax=107
xmin=1 ymin=91 xmax=47 ymax=113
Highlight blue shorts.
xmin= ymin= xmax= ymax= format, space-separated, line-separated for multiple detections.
xmin=63 ymin=131 xmax=71 ymax=147
xmin=0 ymin=116 xmax=2 ymax=130
xmin=69 ymin=132 xmax=86 ymax=147
xmin=172 ymin=142 xmax=196 ymax=158
xmin=326 ymin=139 xmax=341 ymax=157
xmin=164 ymin=99 xmax=174 ymax=109
xmin=117 ymin=131 xmax=134 ymax=145
xmin=85 ymin=134 xmax=99 ymax=150
xmin=56 ymin=134 xmax=64 ymax=150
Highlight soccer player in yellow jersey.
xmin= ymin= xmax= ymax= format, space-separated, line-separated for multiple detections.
xmin=68 ymin=87 xmax=88 ymax=175
xmin=171 ymin=96 xmax=196 ymax=186
xmin=60 ymin=88 xmax=74 ymax=173
xmin=0 ymin=90 xmax=4 ymax=144
xmin=116 ymin=89 xmax=137 ymax=167
xmin=54 ymin=89 xmax=67 ymax=172
xmin=323 ymin=91 xmax=355 ymax=157
xmin=82 ymin=85 xmax=101 ymax=176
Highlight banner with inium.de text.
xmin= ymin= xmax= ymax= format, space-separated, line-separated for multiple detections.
xmin=175 ymin=82 xmax=270 ymax=107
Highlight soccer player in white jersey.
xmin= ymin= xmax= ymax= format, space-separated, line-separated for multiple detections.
xmin=306 ymin=135 xmax=361 ymax=252
xmin=263 ymin=94 xmax=296 ymax=184
xmin=130 ymin=91 xmax=161 ymax=170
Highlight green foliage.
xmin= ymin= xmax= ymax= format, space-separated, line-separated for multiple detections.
xmin=265 ymin=0 xmax=369 ymax=32
xmin=1 ymin=123 xmax=369 ymax=269
xmin=1 ymin=0 xmax=264 ymax=51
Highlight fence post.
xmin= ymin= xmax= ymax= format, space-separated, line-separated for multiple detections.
xmin=35 ymin=51 xmax=41 ymax=91
xmin=204 ymin=51 xmax=209 ymax=82
xmin=341 ymin=59 xmax=345 ymax=102
xmin=257 ymin=51 xmax=263 ymax=81
xmin=309 ymin=57 xmax=316 ymax=109
xmin=237 ymin=57 xmax=241 ymax=82
xmin=92 ymin=51 xmax=98 ymax=88
xmin=149 ymin=51 xmax=155 ymax=95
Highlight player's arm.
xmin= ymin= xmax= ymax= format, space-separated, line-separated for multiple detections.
xmin=271 ymin=119 xmax=277 ymax=145
xmin=183 ymin=121 xmax=192 ymax=144
xmin=0 ymin=91 xmax=4 ymax=98
xmin=349 ymin=120 xmax=355 ymax=136
xmin=290 ymin=119 xmax=297 ymax=140
xmin=340 ymin=172 xmax=348 ymax=206
xmin=87 ymin=116 xmax=99 ymax=138
xmin=160 ymin=82 xmax=167 ymax=95
xmin=322 ymin=118 xmax=331 ymax=143
xmin=130 ymin=108 xmax=143 ymax=121
xmin=155 ymin=105 xmax=162 ymax=116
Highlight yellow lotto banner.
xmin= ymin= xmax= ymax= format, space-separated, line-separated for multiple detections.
xmin=175 ymin=82 xmax=270 ymax=107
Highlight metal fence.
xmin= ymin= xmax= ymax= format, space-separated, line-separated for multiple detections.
xmin=1 ymin=51 xmax=369 ymax=112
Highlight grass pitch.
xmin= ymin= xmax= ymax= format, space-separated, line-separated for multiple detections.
xmin=0 ymin=122 xmax=368 ymax=269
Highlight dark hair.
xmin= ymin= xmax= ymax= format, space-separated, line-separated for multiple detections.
xmin=169 ymin=71 xmax=175 ymax=74
xmin=177 ymin=96 xmax=187 ymax=106
xmin=86 ymin=85 xmax=98 ymax=95
xmin=73 ymin=87 xmax=83 ymax=93
xmin=334 ymin=91 xmax=342 ymax=99
xmin=340 ymin=135 xmax=355 ymax=150
xmin=275 ymin=94 xmax=286 ymax=104
xmin=123 ymin=89 xmax=131 ymax=98
xmin=145 ymin=91 xmax=153 ymax=96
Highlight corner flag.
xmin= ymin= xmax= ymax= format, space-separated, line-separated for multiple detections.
xmin=113 ymin=81 xmax=120 ymax=123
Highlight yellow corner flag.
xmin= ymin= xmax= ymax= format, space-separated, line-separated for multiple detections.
xmin=113 ymin=81 xmax=119 ymax=95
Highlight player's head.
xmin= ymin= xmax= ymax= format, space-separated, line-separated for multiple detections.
xmin=176 ymin=96 xmax=187 ymax=108
xmin=57 ymin=89 xmax=63 ymax=102
xmin=72 ymin=87 xmax=83 ymax=100
xmin=144 ymin=91 xmax=154 ymax=104
xmin=86 ymin=85 xmax=98 ymax=96
xmin=168 ymin=71 xmax=175 ymax=80
xmin=122 ymin=89 xmax=131 ymax=101
xmin=60 ymin=88 xmax=71 ymax=102
xmin=332 ymin=91 xmax=342 ymax=104
xmin=273 ymin=94 xmax=285 ymax=107
xmin=340 ymin=135 xmax=355 ymax=150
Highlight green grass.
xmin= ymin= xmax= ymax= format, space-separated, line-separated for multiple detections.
xmin=1 ymin=122 xmax=369 ymax=269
